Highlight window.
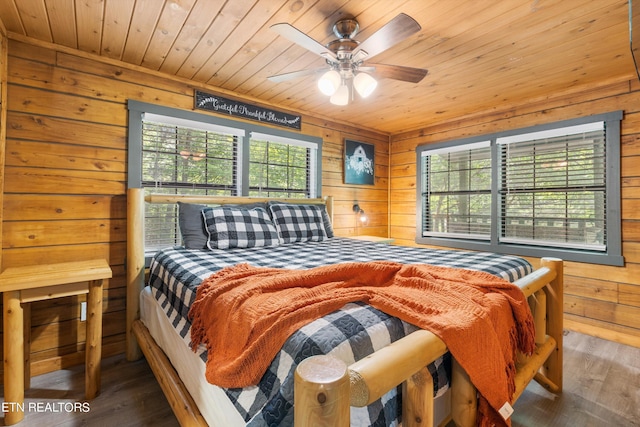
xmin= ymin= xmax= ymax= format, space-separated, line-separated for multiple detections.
xmin=421 ymin=141 xmax=492 ymax=240
xmin=249 ymin=132 xmax=317 ymax=198
xmin=498 ymin=122 xmax=606 ymax=251
xmin=417 ymin=111 xmax=623 ymax=266
xmin=128 ymin=101 xmax=322 ymax=253
xmin=139 ymin=113 xmax=243 ymax=251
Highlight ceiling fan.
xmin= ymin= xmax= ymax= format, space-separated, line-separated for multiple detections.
xmin=268 ymin=13 xmax=428 ymax=105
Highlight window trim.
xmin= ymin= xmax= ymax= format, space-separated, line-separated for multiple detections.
xmin=128 ymin=100 xmax=323 ymax=197
xmin=416 ymin=111 xmax=624 ymax=266
xmin=128 ymin=101 xmax=323 ymax=261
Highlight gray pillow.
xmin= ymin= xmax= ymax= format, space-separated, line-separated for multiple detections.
xmin=177 ymin=202 xmax=208 ymax=249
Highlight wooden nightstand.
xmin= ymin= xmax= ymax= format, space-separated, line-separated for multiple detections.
xmin=350 ymin=235 xmax=395 ymax=244
xmin=0 ymin=259 xmax=112 ymax=425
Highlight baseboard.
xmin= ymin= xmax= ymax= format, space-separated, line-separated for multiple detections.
xmin=564 ymin=318 xmax=640 ymax=348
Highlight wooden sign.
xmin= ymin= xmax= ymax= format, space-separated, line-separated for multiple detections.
xmin=194 ymin=90 xmax=302 ymax=130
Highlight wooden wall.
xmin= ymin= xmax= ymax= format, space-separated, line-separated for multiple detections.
xmin=390 ymin=80 xmax=640 ymax=348
xmin=0 ymin=37 xmax=389 ymax=379
xmin=0 ymin=18 xmax=6 ymax=272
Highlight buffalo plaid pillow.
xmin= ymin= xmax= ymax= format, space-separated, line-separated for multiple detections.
xmin=269 ymin=204 xmax=327 ymax=244
xmin=268 ymin=201 xmax=334 ymax=238
xmin=202 ymin=207 xmax=280 ymax=250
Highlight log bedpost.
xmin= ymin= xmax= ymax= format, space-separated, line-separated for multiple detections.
xmin=294 ymin=355 xmax=350 ymax=427
xmin=324 ymin=195 xmax=334 ymax=224
xmin=539 ymin=257 xmax=563 ymax=393
xmin=126 ymin=188 xmax=145 ymax=361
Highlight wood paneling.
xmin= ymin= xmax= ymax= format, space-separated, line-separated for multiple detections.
xmin=0 ymin=36 xmax=389 ymax=378
xmin=0 ymin=1 xmax=636 ymax=134
xmin=0 ymin=16 xmax=8 ymax=272
xmin=389 ymin=79 xmax=640 ymax=347
xmin=2 ymin=194 xmax=126 ymax=221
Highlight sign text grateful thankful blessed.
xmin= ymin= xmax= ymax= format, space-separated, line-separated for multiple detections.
xmin=194 ymin=90 xmax=302 ymax=130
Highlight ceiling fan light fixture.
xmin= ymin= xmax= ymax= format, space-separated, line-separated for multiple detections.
xmin=353 ymin=72 xmax=377 ymax=98
xmin=270 ymin=14 xmax=426 ymax=106
xmin=330 ymin=84 xmax=349 ymax=105
xmin=318 ymin=70 xmax=341 ymax=96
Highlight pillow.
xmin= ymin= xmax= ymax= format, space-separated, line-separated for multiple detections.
xmin=202 ymin=206 xmax=279 ymax=250
xmin=177 ymin=201 xmax=268 ymax=249
xmin=177 ymin=202 xmax=209 ymax=249
xmin=269 ymin=203 xmax=327 ymax=244
xmin=318 ymin=205 xmax=334 ymax=238
xmin=267 ymin=201 xmax=334 ymax=238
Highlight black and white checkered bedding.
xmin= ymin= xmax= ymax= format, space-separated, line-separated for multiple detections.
xmin=268 ymin=203 xmax=328 ymax=243
xmin=202 ymin=206 xmax=280 ymax=249
xmin=147 ymin=237 xmax=532 ymax=427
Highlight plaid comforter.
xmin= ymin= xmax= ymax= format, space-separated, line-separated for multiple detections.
xmin=147 ymin=237 xmax=532 ymax=427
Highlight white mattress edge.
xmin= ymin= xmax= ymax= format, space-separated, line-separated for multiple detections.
xmin=140 ymin=286 xmax=245 ymax=427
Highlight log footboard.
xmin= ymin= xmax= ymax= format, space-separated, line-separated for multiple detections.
xmin=294 ymin=258 xmax=563 ymax=427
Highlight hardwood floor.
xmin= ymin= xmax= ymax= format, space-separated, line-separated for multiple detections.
xmin=1 ymin=353 xmax=178 ymax=426
xmin=1 ymin=330 xmax=638 ymax=426
xmin=511 ymin=330 xmax=640 ymax=427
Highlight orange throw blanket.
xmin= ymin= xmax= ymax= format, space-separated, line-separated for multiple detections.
xmin=189 ymin=261 xmax=536 ymax=427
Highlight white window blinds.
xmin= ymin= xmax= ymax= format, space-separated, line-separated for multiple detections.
xmin=141 ymin=114 xmax=242 ymax=251
xmin=497 ymin=122 xmax=606 ymax=251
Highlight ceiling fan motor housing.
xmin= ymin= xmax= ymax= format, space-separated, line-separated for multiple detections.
xmin=326 ymin=18 xmax=363 ymax=76
xmin=332 ymin=18 xmax=359 ymax=39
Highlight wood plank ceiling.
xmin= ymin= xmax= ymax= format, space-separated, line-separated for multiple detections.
xmin=0 ymin=0 xmax=635 ymax=134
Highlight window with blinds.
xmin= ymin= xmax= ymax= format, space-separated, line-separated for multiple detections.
xmin=248 ymin=132 xmax=317 ymax=198
xmin=141 ymin=114 xmax=242 ymax=251
xmin=415 ymin=111 xmax=623 ymax=266
xmin=421 ymin=141 xmax=492 ymax=239
xmin=127 ymin=101 xmax=323 ymax=256
xmin=498 ymin=122 xmax=606 ymax=251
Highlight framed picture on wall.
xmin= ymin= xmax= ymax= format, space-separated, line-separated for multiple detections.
xmin=344 ymin=139 xmax=375 ymax=185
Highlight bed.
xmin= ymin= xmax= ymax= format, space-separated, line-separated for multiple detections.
xmin=125 ymin=188 xmax=563 ymax=427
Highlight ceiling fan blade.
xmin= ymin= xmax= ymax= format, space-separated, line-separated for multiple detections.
xmin=271 ymin=23 xmax=337 ymax=62
xmin=352 ymin=13 xmax=421 ymax=61
xmin=267 ymin=67 xmax=327 ymax=83
xmin=362 ymin=63 xmax=428 ymax=83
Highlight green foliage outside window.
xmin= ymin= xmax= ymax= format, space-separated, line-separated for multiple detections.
xmin=141 ymin=121 xmax=314 ymax=250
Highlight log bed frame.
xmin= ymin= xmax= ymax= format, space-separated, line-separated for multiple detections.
xmin=125 ymin=188 xmax=563 ymax=427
